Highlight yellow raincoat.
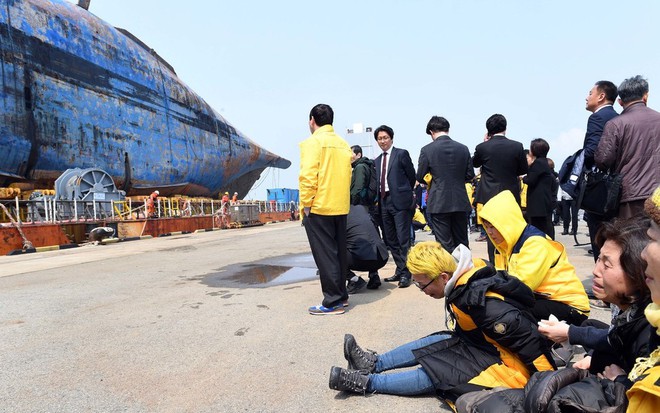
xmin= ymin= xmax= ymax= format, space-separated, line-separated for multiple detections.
xmin=479 ymin=190 xmax=589 ymax=315
xmin=298 ymin=125 xmax=352 ymax=215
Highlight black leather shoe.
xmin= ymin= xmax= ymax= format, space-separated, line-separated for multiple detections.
xmin=366 ymin=274 xmax=381 ymax=290
xmin=347 ymin=277 xmax=367 ymax=294
xmin=561 ymin=230 xmax=569 ymax=235
xmin=384 ymin=275 xmax=401 ymax=282
xmin=398 ymin=276 xmax=411 ymax=288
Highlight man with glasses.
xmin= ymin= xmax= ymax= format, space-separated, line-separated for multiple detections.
xmin=328 ymin=241 xmax=555 ymax=400
xmin=373 ymin=125 xmax=416 ymax=288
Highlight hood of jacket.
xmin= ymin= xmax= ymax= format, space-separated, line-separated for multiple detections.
xmin=444 ymin=244 xmax=475 ymax=296
xmin=351 ymin=156 xmax=374 ymax=169
xmin=479 ymin=190 xmax=527 ymax=257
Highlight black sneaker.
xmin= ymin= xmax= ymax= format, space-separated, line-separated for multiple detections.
xmin=347 ymin=277 xmax=367 ymax=294
xmin=366 ymin=273 xmax=381 ymax=290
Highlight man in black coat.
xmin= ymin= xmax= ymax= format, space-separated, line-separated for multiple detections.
xmin=345 ymin=205 xmax=388 ymax=293
xmin=583 ymin=80 xmax=618 ymax=261
xmin=373 ymin=125 xmax=416 ymax=288
xmin=473 ymin=114 xmax=528 ymax=261
xmin=416 ymin=116 xmax=474 ymax=252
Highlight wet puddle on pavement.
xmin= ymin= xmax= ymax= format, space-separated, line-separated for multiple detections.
xmin=201 ymin=253 xmax=318 ymax=288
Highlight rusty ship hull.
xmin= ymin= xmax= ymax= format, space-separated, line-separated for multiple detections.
xmin=0 ymin=0 xmax=290 ymax=197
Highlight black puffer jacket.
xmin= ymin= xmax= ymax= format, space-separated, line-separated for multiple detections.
xmin=412 ymin=264 xmax=555 ymax=403
xmin=458 ymin=368 xmax=628 ymax=413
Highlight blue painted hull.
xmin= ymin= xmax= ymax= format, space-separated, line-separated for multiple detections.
xmin=0 ymin=0 xmax=290 ymax=197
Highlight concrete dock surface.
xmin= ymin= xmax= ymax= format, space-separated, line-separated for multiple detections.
xmin=0 ymin=221 xmax=609 ymax=412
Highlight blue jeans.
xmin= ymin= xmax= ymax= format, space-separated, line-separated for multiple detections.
xmin=367 ymin=333 xmax=450 ymax=395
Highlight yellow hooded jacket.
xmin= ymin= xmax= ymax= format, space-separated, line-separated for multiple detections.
xmin=479 ymin=190 xmax=590 ymax=314
xmin=299 ymin=125 xmax=352 ymax=215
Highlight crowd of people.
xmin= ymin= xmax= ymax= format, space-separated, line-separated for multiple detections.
xmin=298 ymin=75 xmax=660 ymax=411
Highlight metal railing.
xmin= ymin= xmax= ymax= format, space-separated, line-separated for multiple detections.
xmin=0 ymin=197 xmax=223 ymax=224
xmin=1 ymin=197 xmax=299 ymax=225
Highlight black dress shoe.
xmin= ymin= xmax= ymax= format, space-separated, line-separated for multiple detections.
xmin=561 ymin=231 xmax=569 ymax=235
xmin=398 ymin=276 xmax=411 ymax=288
xmin=384 ymin=275 xmax=401 ymax=282
xmin=366 ymin=274 xmax=381 ymax=290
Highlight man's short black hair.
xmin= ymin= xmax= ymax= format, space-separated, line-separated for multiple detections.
xmin=530 ymin=138 xmax=550 ymax=158
xmin=618 ymin=75 xmax=649 ymax=104
xmin=309 ymin=104 xmax=334 ymax=126
xmin=351 ymin=145 xmax=363 ymax=156
xmin=373 ymin=125 xmax=394 ymax=141
xmin=426 ymin=116 xmax=450 ymax=135
xmin=595 ymin=80 xmax=618 ymax=103
xmin=486 ymin=114 xmax=507 ymax=136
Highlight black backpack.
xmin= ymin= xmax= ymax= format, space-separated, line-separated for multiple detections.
xmin=364 ymin=162 xmax=378 ymax=205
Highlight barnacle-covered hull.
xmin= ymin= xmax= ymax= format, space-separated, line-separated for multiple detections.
xmin=0 ymin=0 xmax=290 ymax=197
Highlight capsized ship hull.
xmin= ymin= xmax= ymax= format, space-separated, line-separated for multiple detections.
xmin=0 ymin=0 xmax=290 ymax=197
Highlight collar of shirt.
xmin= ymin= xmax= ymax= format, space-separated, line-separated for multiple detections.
xmin=594 ymin=104 xmax=613 ymax=113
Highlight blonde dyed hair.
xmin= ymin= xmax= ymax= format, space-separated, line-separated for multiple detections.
xmin=406 ymin=241 xmax=457 ymax=279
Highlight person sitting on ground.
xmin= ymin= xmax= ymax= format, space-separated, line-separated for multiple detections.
xmin=479 ymin=190 xmax=590 ymax=325
xmin=459 ymin=189 xmax=660 ymax=412
xmin=621 ymin=186 xmax=660 ymax=411
xmin=328 ymin=241 xmax=555 ymax=403
xmin=538 ymin=216 xmax=653 ymax=374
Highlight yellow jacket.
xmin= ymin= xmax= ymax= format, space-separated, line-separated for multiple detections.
xmin=627 ymin=362 xmax=660 ymax=412
xmin=479 ymin=190 xmax=590 ymax=314
xmin=299 ymin=125 xmax=352 ymax=215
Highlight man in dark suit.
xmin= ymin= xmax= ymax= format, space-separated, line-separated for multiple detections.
xmin=416 ymin=116 xmax=474 ymax=252
xmin=473 ymin=114 xmax=528 ymax=262
xmin=345 ymin=205 xmax=389 ymax=293
xmin=583 ymin=80 xmax=619 ymax=261
xmin=373 ymin=125 xmax=416 ymax=288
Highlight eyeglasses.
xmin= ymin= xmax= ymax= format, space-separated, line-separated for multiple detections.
xmin=413 ymin=277 xmax=436 ymax=291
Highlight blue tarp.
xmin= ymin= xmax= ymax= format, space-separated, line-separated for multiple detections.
xmin=267 ymin=188 xmax=299 ymax=204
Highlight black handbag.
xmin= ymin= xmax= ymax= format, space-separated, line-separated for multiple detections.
xmin=579 ymin=170 xmax=622 ymax=217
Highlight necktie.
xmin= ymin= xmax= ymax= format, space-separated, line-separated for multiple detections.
xmin=380 ymin=152 xmax=387 ymax=198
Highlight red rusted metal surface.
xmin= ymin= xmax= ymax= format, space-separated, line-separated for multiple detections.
xmin=258 ymin=211 xmax=294 ymax=223
xmin=1 ymin=213 xmax=296 ymax=255
xmin=139 ymin=217 xmax=215 ymax=237
xmin=0 ymin=224 xmax=70 ymax=255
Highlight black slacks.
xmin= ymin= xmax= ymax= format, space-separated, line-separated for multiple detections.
xmin=585 ymin=212 xmax=604 ymax=262
xmin=379 ymin=195 xmax=412 ymax=278
xmin=429 ymin=211 xmax=469 ymax=252
xmin=529 ymin=215 xmax=555 ymax=240
xmin=347 ymin=255 xmax=388 ymax=275
xmin=303 ymin=213 xmax=348 ymax=308
xmin=561 ymin=199 xmax=578 ymax=233
xmin=532 ymin=297 xmax=588 ymax=326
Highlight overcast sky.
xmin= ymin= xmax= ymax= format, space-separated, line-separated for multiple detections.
xmin=79 ymin=0 xmax=660 ymax=200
